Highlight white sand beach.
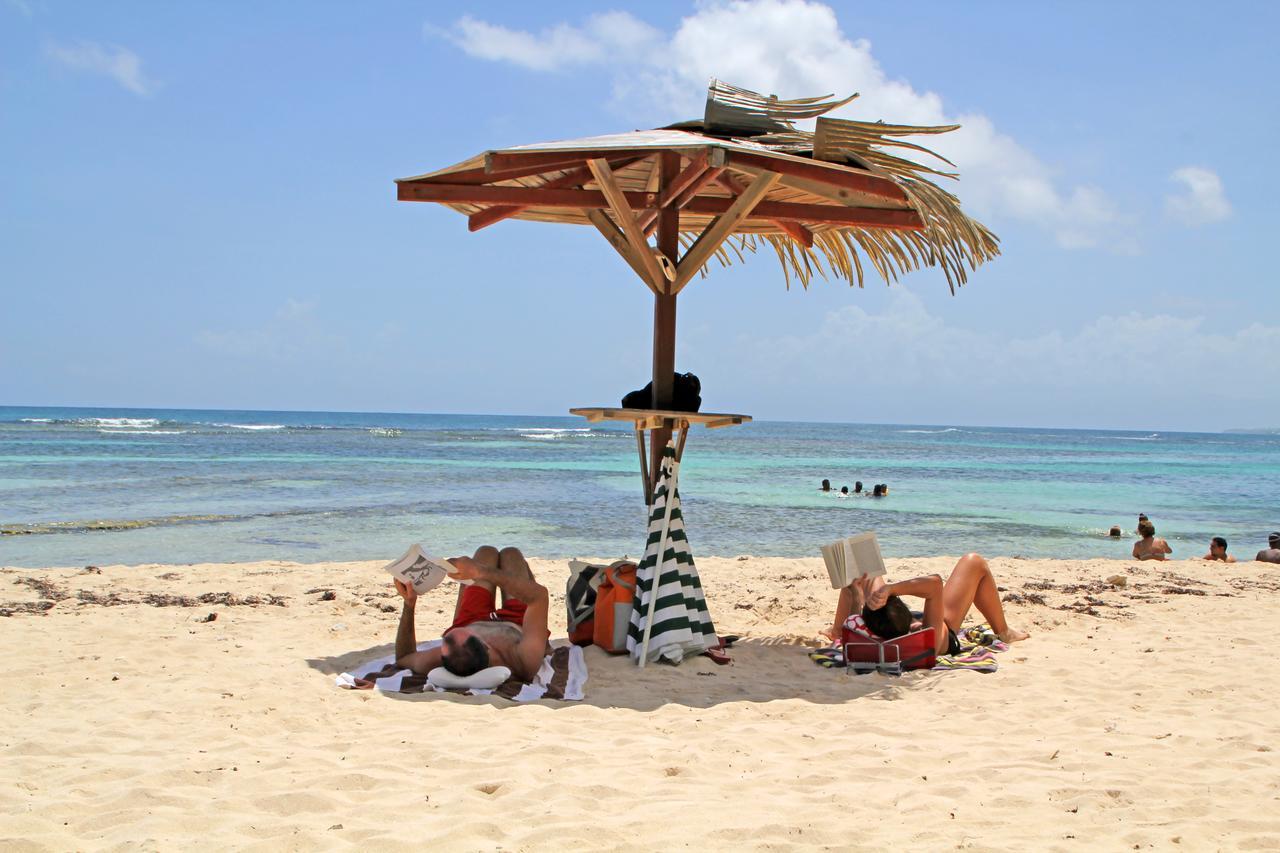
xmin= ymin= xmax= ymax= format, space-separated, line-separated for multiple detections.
xmin=3 ymin=555 xmax=1279 ymax=850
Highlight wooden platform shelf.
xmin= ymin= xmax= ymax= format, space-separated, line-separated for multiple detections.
xmin=569 ymin=407 xmax=752 ymax=504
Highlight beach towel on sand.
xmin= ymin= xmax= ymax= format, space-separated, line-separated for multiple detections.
xmin=335 ymin=640 xmax=587 ymax=702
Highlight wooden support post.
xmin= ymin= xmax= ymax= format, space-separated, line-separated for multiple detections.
xmin=635 ymin=425 xmax=652 ymax=507
xmin=650 ymin=151 xmax=681 ymax=486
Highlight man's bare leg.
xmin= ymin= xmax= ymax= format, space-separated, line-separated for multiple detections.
xmin=941 ymin=553 xmax=1029 ymax=643
xmin=454 ymin=545 xmax=499 ymax=618
xmin=498 ymin=547 xmax=535 ymax=581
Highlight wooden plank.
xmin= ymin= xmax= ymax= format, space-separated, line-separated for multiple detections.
xmin=672 ymin=171 xmax=781 ymax=293
xmin=486 ymin=148 xmax=697 ymax=174
xmin=403 ymin=183 xmax=921 ymax=228
xmin=568 ymin=407 xmax=752 ymax=425
xmin=588 ymin=158 xmax=664 ymax=294
xmin=585 ymin=209 xmax=661 ymax=296
xmin=726 ymin=151 xmax=907 ymax=202
xmin=467 ymin=156 xmax=645 ymax=231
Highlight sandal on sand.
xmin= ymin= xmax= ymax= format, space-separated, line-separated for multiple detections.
xmin=808 ymin=647 xmax=845 ymax=668
xmin=701 ymin=645 xmax=732 ymax=666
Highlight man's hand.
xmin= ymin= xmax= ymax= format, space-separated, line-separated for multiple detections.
xmin=394 ymin=578 xmax=418 ymax=606
xmin=444 ymin=556 xmax=484 ymax=582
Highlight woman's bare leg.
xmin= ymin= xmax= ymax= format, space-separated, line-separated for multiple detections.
xmin=829 ymin=586 xmax=856 ymax=641
xmin=942 ymin=553 xmax=1029 ymax=643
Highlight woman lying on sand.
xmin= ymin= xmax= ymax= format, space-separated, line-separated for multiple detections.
xmin=828 ymin=553 xmax=1031 ymax=656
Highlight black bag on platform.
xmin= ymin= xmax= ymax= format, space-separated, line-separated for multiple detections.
xmin=621 ymin=372 xmax=702 ymax=412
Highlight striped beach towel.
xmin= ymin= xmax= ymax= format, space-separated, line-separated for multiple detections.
xmin=626 ymin=442 xmax=719 ymax=665
xmin=334 ymin=640 xmax=587 ymax=701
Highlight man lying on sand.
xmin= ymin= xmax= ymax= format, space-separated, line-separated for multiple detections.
xmin=829 ymin=553 xmax=1030 ymax=656
xmin=393 ymin=546 xmax=551 ymax=684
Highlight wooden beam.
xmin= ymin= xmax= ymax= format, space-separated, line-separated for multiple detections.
xmin=774 ymin=219 xmax=816 ymax=247
xmin=400 ymin=183 xmax=922 ymax=229
xmin=587 ymin=158 xmax=665 ymax=293
xmin=716 ymin=173 xmax=814 ymax=247
xmin=725 ymin=151 xmax=907 ymax=202
xmin=398 ymin=182 xmax=650 ymax=208
xmin=467 ymin=156 xmax=644 ymax=232
xmin=486 ymin=147 xmax=698 ymax=174
xmin=585 ymin=209 xmax=661 ymax=296
xmin=684 ymin=196 xmax=922 ymax=229
xmin=671 ymin=166 xmax=725 ymax=209
xmin=672 ymin=171 xmax=781 ymax=293
xmin=657 ymin=153 xmax=709 ymax=208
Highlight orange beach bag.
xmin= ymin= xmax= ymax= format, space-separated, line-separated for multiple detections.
xmin=592 ymin=561 xmax=637 ymax=654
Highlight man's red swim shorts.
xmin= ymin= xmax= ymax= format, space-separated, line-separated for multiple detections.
xmin=445 ymin=584 xmax=527 ymax=634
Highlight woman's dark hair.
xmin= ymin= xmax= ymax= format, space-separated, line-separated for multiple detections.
xmin=442 ymin=635 xmax=490 ymax=676
xmin=1138 ymin=520 xmax=1155 ymax=538
xmin=854 ymin=481 xmax=863 ymax=493
xmin=1212 ymin=536 xmax=1227 ymax=550
xmin=821 ymin=479 xmax=831 ymax=490
xmin=861 ymin=594 xmax=913 ymax=639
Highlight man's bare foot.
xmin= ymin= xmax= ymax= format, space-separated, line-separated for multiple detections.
xmin=998 ymin=627 xmax=1030 ymax=643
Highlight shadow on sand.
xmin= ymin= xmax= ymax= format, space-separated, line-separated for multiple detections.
xmin=309 ymin=636 xmax=940 ymax=711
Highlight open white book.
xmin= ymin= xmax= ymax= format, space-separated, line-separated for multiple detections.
xmin=382 ymin=544 xmax=456 ymax=594
xmin=820 ymin=532 xmax=887 ymax=589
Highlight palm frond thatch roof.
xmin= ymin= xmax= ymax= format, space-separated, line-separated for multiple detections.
xmin=397 ymin=79 xmax=998 ymax=293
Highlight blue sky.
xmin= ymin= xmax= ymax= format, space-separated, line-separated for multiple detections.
xmin=3 ymin=1 xmax=1277 ymax=431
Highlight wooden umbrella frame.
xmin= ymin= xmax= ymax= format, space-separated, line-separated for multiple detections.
xmin=396 ymin=82 xmax=999 ymax=479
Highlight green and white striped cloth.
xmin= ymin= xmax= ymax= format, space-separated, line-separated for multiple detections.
xmin=627 ymin=442 xmax=719 ymax=665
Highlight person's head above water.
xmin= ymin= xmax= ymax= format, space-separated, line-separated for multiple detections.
xmin=821 ymin=479 xmax=831 ymax=491
xmin=854 ymin=481 xmax=863 ymax=493
xmin=840 ymin=486 xmax=849 ymax=495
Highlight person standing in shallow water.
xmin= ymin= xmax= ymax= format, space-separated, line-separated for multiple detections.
xmin=1133 ymin=519 xmax=1173 ymax=561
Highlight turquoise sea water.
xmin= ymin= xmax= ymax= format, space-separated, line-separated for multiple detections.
xmin=1 ymin=406 xmax=1277 ymax=568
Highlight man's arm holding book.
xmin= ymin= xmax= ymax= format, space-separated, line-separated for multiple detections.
xmin=393 ymin=580 xmax=444 ymax=674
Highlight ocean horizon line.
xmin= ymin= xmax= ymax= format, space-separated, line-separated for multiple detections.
xmin=0 ymin=403 xmax=1260 ymax=438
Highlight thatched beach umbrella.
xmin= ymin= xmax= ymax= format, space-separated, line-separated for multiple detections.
xmin=397 ymin=79 xmax=998 ymax=474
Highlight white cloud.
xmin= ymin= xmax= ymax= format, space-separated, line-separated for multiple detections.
xmin=440 ymin=12 xmax=662 ymax=72
xmin=45 ymin=40 xmax=157 ymax=96
xmin=196 ymin=300 xmax=351 ymax=362
xmin=438 ymin=0 xmax=1136 ymax=252
xmin=1165 ymin=166 xmax=1232 ymax=226
xmin=688 ymin=289 xmax=1280 ymax=429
